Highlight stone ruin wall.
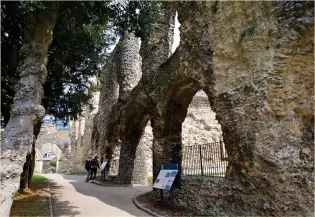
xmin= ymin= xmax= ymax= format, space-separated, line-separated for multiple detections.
xmin=34 ymin=124 xmax=70 ymax=173
xmin=68 ymin=1 xmax=313 ymax=215
xmin=68 ymin=90 xmax=100 ymax=168
xmin=182 ymin=90 xmax=225 ymax=174
xmin=68 ymin=31 xmax=223 ymax=184
xmin=182 ymin=90 xmax=223 ymax=145
xmin=173 ymin=2 xmax=314 ymax=216
xmin=104 ymin=1 xmax=313 ymax=216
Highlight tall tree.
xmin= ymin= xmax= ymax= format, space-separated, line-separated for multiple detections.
xmin=1 ymin=1 xmax=24 ymax=125
xmin=1 ymin=1 xmax=113 ymax=194
xmin=1 ymin=1 xmax=113 ymax=125
xmin=0 ymin=2 xmax=59 ymax=216
xmin=19 ymin=2 xmax=112 ymax=189
xmin=43 ymin=1 xmax=113 ymax=120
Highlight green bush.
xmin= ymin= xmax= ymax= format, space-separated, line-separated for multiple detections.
xmin=50 ymin=160 xmax=57 ymax=167
xmin=31 ymin=174 xmax=48 ymax=184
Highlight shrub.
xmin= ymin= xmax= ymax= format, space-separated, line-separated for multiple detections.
xmin=50 ymin=160 xmax=57 ymax=167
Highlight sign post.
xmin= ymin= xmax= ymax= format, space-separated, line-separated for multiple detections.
xmin=152 ymin=163 xmax=181 ymax=211
xmin=170 ymin=188 xmax=174 ymax=211
xmin=100 ymin=160 xmax=107 ymax=181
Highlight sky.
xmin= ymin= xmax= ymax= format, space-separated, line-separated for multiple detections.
xmin=172 ymin=12 xmax=180 ymax=53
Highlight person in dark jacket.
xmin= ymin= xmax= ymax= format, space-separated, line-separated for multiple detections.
xmin=85 ymin=156 xmax=92 ymax=182
xmin=89 ymin=156 xmax=100 ymax=183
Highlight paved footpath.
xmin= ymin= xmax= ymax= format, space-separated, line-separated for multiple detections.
xmin=45 ymin=174 xmax=151 ymax=217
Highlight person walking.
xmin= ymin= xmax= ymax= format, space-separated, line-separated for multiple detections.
xmin=89 ymin=156 xmax=100 ymax=183
xmin=85 ymin=156 xmax=92 ymax=182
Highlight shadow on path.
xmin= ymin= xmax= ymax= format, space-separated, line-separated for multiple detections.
xmin=47 ymin=174 xmax=151 ymax=216
xmin=49 ymin=180 xmax=81 ymax=216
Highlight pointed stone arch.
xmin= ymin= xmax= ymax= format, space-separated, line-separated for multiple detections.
xmin=34 ymin=142 xmax=62 ymax=173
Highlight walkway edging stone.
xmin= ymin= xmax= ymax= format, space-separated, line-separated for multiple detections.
xmin=132 ymin=197 xmax=162 ymax=217
xmin=93 ymin=180 xmax=132 ymax=187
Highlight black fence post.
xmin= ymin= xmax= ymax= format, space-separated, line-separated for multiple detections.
xmin=199 ymin=145 xmax=204 ymax=176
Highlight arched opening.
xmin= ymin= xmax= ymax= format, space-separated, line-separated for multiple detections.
xmin=151 ymin=77 xmax=201 ymax=180
xmin=116 ymin=109 xmax=150 ymax=184
xmin=35 ymin=143 xmax=63 ymax=174
xmin=42 ymin=152 xmax=57 ymax=173
xmin=181 ymin=90 xmax=228 ymax=177
xmin=131 ymin=120 xmax=153 ymax=185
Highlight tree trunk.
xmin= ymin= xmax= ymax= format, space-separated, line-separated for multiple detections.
xmin=2 ymin=111 xmax=11 ymax=127
xmin=19 ymin=121 xmax=42 ymax=190
xmin=28 ymin=141 xmax=36 ymax=187
xmin=0 ymin=3 xmax=58 ymax=216
xmin=19 ymin=153 xmax=32 ymax=191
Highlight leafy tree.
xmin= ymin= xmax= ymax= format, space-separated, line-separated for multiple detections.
xmin=1 ymin=2 xmax=114 ymax=206
xmin=1 ymin=1 xmax=114 ymax=124
xmin=43 ymin=2 xmax=115 ymax=120
xmin=1 ymin=2 xmax=59 ymax=215
xmin=108 ymin=1 xmax=164 ymax=38
xmin=1 ymin=1 xmax=164 ymax=125
xmin=1 ymin=1 xmax=24 ymax=125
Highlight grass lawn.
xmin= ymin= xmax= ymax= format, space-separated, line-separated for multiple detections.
xmin=67 ymin=169 xmax=86 ymax=175
xmin=10 ymin=174 xmax=51 ymax=217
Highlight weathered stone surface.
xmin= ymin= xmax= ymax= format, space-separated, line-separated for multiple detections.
xmin=68 ymin=32 xmax=149 ymax=183
xmin=68 ymin=89 xmax=100 ymax=167
xmin=113 ymin=9 xmax=177 ymax=184
xmin=182 ymin=90 xmax=222 ymax=146
xmin=68 ymin=1 xmax=313 ymax=215
xmin=172 ymin=2 xmax=314 ymax=215
xmin=106 ymin=1 xmax=314 ymax=216
xmin=117 ymin=32 xmax=142 ymax=101
xmin=34 ymin=124 xmax=70 ymax=173
xmin=132 ymin=121 xmax=153 ymax=185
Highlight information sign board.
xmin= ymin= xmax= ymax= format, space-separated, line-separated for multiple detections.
xmin=153 ymin=170 xmax=178 ymax=190
xmin=100 ymin=160 xmax=107 ymax=171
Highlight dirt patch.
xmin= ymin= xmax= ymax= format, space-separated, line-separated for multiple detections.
xmin=10 ymin=175 xmax=51 ymax=217
xmin=135 ymin=191 xmax=208 ymax=217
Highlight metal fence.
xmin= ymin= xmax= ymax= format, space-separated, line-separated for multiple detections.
xmin=182 ymin=141 xmax=228 ymax=177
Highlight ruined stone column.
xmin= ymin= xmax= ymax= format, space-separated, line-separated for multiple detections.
xmin=116 ymin=32 xmax=142 ymax=101
xmin=140 ymin=5 xmax=175 ymax=81
xmin=115 ymin=7 xmax=176 ymax=184
xmin=131 ymin=121 xmax=153 ymax=185
xmin=79 ymin=90 xmax=100 ymax=159
xmin=86 ymin=32 xmax=142 ymax=178
xmin=95 ymin=49 xmax=120 ymax=160
xmin=140 ymin=6 xmax=177 ymax=182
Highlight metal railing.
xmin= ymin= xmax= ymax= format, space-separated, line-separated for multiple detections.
xmin=182 ymin=141 xmax=228 ymax=177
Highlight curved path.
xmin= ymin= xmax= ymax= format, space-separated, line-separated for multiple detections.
xmin=45 ymin=174 xmax=151 ymax=217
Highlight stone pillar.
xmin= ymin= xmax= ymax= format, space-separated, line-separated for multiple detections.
xmin=131 ymin=121 xmax=153 ymax=185
xmin=139 ymin=7 xmax=176 ymax=183
xmin=34 ymin=160 xmax=43 ymax=173
xmin=107 ymin=146 xmax=120 ymax=176
xmin=116 ymin=32 xmax=142 ymax=101
xmin=102 ymin=32 xmax=142 ymax=178
xmin=140 ymin=7 xmax=175 ymax=82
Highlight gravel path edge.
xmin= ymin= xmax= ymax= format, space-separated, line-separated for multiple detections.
xmin=132 ymin=197 xmax=162 ymax=217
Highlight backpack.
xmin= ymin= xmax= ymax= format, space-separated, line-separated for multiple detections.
xmin=85 ymin=160 xmax=91 ymax=170
xmin=90 ymin=159 xmax=98 ymax=168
